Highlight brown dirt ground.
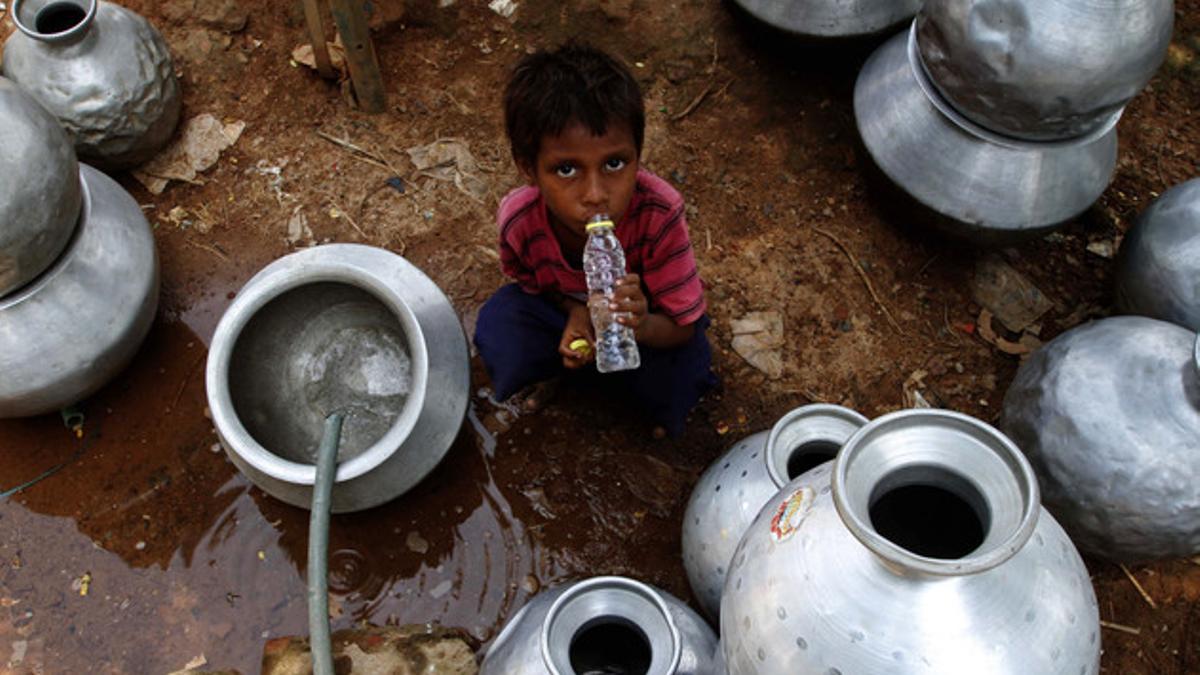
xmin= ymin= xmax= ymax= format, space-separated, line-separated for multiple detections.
xmin=2 ymin=0 xmax=1200 ymax=673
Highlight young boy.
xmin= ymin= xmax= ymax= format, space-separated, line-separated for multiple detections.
xmin=474 ymin=43 xmax=716 ymax=438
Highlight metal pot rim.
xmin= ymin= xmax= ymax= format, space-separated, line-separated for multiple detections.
xmin=539 ymin=576 xmax=682 ymax=675
xmin=206 ymin=245 xmax=430 ymax=486
xmin=831 ymin=408 xmax=1041 ymax=576
xmin=11 ymin=0 xmax=98 ymax=44
xmin=764 ymin=403 xmax=868 ymax=488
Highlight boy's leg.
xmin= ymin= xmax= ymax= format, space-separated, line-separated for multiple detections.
xmin=621 ymin=315 xmax=718 ymax=437
xmin=473 ymin=284 xmax=568 ymax=401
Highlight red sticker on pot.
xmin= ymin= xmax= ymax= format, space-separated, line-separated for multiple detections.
xmin=769 ymin=486 xmax=814 ymax=542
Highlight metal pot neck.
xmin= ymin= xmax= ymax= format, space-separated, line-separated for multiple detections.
xmin=905 ymin=21 xmax=1121 ymax=152
xmin=831 ymin=409 xmax=1040 ymax=578
xmin=12 ymin=0 xmax=98 ymax=45
xmin=540 ymin=577 xmax=681 ymax=675
xmin=765 ymin=404 xmax=867 ymax=488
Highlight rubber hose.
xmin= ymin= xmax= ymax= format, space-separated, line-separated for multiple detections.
xmin=308 ymin=412 xmax=345 ymax=675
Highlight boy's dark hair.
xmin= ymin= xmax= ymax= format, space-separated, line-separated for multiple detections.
xmin=503 ymin=43 xmax=645 ymax=171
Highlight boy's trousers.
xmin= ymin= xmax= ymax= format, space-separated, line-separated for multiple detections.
xmin=474 ymin=284 xmax=717 ymax=437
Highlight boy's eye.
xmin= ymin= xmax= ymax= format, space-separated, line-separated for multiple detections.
xmin=604 ymin=158 xmax=627 ymax=172
xmin=554 ymin=164 xmax=577 ymax=178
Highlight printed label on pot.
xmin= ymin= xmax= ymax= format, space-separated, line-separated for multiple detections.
xmin=769 ymin=486 xmax=814 ymax=542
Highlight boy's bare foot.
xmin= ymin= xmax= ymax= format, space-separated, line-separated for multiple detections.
xmin=512 ymin=378 xmax=560 ymax=413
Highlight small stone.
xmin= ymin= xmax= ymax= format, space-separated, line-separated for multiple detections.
xmin=429 ymin=580 xmax=453 ymax=599
xmin=405 ymin=531 xmax=429 ymax=554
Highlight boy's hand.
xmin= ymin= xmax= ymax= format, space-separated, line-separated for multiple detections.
xmin=559 ymin=303 xmax=594 ymax=369
xmin=611 ymin=274 xmax=648 ymax=330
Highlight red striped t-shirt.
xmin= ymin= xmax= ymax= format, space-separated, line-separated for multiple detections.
xmin=496 ymin=170 xmax=707 ymax=326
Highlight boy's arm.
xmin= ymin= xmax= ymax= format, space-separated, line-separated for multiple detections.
xmin=611 ymin=275 xmax=697 ymax=349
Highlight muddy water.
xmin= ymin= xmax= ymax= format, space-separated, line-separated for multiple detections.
xmin=0 ymin=318 xmax=707 ymax=673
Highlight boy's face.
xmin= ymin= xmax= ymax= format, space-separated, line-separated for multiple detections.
xmin=520 ymin=121 xmax=640 ymax=239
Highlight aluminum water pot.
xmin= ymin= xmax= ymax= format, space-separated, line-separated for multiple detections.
xmin=0 ymin=164 xmax=159 ymax=418
xmin=0 ymin=76 xmax=81 ymax=296
xmin=1115 ymin=179 xmax=1200 ymax=332
xmin=1002 ymin=316 xmax=1200 ymax=562
xmin=3 ymin=0 xmax=181 ymax=170
xmin=721 ymin=409 xmax=1100 ymax=675
xmin=730 ymin=0 xmax=922 ymax=38
xmin=205 ymin=244 xmax=470 ymax=513
xmin=682 ymin=404 xmax=866 ymax=621
xmin=916 ymin=0 xmax=1174 ymax=141
xmin=481 ymin=576 xmax=719 ymax=675
xmin=855 ymin=26 xmax=1117 ymax=244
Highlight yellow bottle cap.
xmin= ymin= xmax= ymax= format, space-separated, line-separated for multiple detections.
xmin=585 ymin=219 xmax=615 ymax=232
xmin=569 ymin=338 xmax=591 ymax=354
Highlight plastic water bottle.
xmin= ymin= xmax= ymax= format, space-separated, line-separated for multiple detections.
xmin=583 ymin=214 xmax=640 ymax=373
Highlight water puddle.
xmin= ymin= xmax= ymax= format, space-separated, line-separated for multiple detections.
xmin=0 ymin=318 xmax=704 ymax=673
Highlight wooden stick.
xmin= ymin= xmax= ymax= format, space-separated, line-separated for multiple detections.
xmin=1119 ymin=564 xmax=1158 ymax=610
xmin=184 ymin=238 xmax=230 ymax=262
xmin=300 ymin=0 xmax=336 ymax=79
xmin=812 ymin=226 xmax=903 ymax=333
xmin=1099 ymin=620 xmax=1142 ymax=636
xmin=671 ymin=82 xmax=715 ymax=122
xmin=171 ymin=355 xmax=206 ymax=411
xmin=315 ymin=131 xmax=397 ymax=173
xmin=328 ymin=0 xmax=386 ymax=113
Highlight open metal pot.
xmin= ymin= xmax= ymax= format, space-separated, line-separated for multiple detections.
xmin=482 ymin=576 xmax=719 ymax=675
xmin=1002 ymin=317 xmax=1200 ymax=562
xmin=730 ymin=0 xmax=922 ymax=38
xmin=205 ymin=244 xmax=469 ymax=513
xmin=916 ymin=0 xmax=1174 ymax=141
xmin=3 ymin=0 xmax=181 ymax=169
xmin=0 ymin=164 xmax=159 ymax=417
xmin=682 ymin=404 xmax=866 ymax=621
xmin=721 ymin=409 xmax=1099 ymax=674
xmin=854 ymin=25 xmax=1116 ymax=244
xmin=1115 ymin=179 xmax=1200 ymax=332
xmin=0 ymin=76 xmax=81 ymax=296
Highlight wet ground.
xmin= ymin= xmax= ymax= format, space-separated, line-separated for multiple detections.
xmin=4 ymin=0 xmax=1200 ymax=673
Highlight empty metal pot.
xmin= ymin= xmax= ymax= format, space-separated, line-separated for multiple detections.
xmin=482 ymin=576 xmax=719 ymax=675
xmin=3 ymin=0 xmax=181 ymax=169
xmin=1115 ymin=179 xmax=1200 ymax=332
xmin=721 ymin=409 xmax=1099 ymax=674
xmin=917 ymin=0 xmax=1174 ymax=141
xmin=682 ymin=404 xmax=866 ymax=621
xmin=206 ymin=244 xmax=469 ymax=513
xmin=730 ymin=0 xmax=922 ymax=38
xmin=1002 ymin=317 xmax=1200 ymax=562
xmin=0 ymin=76 xmax=81 ymax=296
xmin=855 ymin=26 xmax=1117 ymax=243
xmin=0 ymin=164 xmax=159 ymax=417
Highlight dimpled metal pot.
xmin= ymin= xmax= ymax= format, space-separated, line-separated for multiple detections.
xmin=721 ymin=409 xmax=1099 ymax=675
xmin=730 ymin=0 xmax=922 ymax=38
xmin=206 ymin=244 xmax=469 ymax=513
xmin=855 ymin=26 xmax=1116 ymax=244
xmin=0 ymin=164 xmax=159 ymax=417
xmin=916 ymin=0 xmax=1173 ymax=141
xmin=482 ymin=576 xmax=719 ymax=675
xmin=3 ymin=0 xmax=181 ymax=170
xmin=1115 ymin=179 xmax=1200 ymax=332
xmin=682 ymin=404 xmax=866 ymax=621
xmin=0 ymin=76 xmax=81 ymax=296
xmin=1002 ymin=317 xmax=1200 ymax=562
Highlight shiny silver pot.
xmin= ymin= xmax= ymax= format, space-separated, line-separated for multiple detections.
xmin=917 ymin=0 xmax=1173 ymax=141
xmin=1115 ymin=179 xmax=1200 ymax=332
xmin=205 ymin=244 xmax=469 ymax=513
xmin=721 ymin=409 xmax=1099 ymax=674
xmin=1002 ymin=317 xmax=1200 ymax=562
xmin=0 ymin=76 xmax=81 ymax=296
xmin=855 ymin=26 xmax=1116 ymax=244
xmin=731 ymin=0 xmax=922 ymax=38
xmin=3 ymin=0 xmax=181 ymax=170
xmin=0 ymin=164 xmax=159 ymax=417
xmin=482 ymin=576 xmax=719 ymax=675
xmin=682 ymin=404 xmax=866 ymax=621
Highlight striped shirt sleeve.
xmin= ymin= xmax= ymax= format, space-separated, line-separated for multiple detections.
xmin=641 ymin=203 xmax=706 ymax=325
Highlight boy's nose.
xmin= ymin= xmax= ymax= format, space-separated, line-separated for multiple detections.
xmin=581 ymin=173 xmax=607 ymax=208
